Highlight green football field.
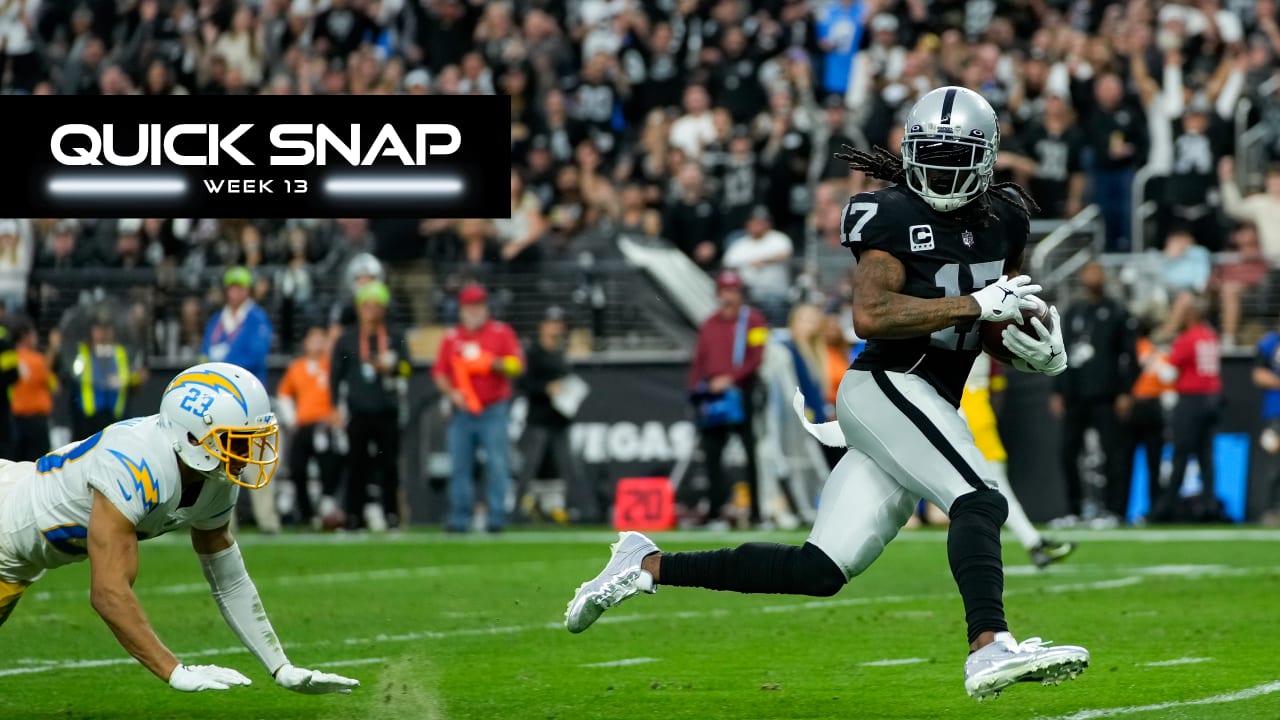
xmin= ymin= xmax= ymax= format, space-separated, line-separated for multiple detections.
xmin=3 ymin=527 xmax=1280 ymax=720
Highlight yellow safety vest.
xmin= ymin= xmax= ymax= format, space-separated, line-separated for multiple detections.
xmin=77 ymin=343 xmax=130 ymax=418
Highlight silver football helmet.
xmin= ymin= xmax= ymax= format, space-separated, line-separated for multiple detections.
xmin=901 ymin=87 xmax=1000 ymax=212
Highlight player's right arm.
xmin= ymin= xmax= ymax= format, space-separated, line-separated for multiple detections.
xmin=844 ymin=194 xmax=1039 ymax=340
xmin=851 ymin=249 xmax=986 ymax=339
xmin=86 ymin=488 xmax=180 ymax=680
xmin=87 ymin=490 xmax=251 ymax=691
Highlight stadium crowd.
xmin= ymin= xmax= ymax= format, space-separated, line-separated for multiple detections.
xmin=0 ymin=0 xmax=1278 ymax=338
xmin=2 ymin=0 xmax=1280 ymax=528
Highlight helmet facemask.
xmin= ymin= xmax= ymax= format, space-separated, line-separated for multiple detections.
xmin=902 ymin=134 xmax=994 ymax=213
xmin=191 ymin=423 xmax=280 ymax=489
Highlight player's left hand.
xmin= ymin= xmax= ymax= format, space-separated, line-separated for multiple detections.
xmin=274 ymin=664 xmax=361 ymax=695
xmin=1003 ymin=305 xmax=1068 ymax=376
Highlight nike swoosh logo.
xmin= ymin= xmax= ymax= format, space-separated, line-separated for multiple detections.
xmin=116 ymin=480 xmax=133 ymax=501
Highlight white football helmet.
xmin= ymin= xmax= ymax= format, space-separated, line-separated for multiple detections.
xmin=158 ymin=362 xmax=280 ymax=489
xmin=901 ymin=86 xmax=1001 ymax=212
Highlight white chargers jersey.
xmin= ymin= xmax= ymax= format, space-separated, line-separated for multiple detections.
xmin=0 ymin=415 xmax=239 ymax=583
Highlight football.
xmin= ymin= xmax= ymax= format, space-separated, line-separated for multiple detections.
xmin=980 ymin=295 xmax=1052 ymax=363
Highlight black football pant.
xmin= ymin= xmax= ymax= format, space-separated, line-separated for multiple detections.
xmin=1060 ymin=397 xmax=1126 ymax=517
xmin=344 ymin=411 xmax=401 ymax=528
xmin=1162 ymin=394 xmax=1220 ymax=513
xmin=288 ymin=423 xmax=339 ymax=523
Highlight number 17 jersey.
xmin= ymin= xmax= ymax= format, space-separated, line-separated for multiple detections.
xmin=841 ymin=185 xmax=1028 ymax=407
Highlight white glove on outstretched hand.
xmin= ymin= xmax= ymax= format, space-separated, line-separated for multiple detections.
xmin=1003 ymin=305 xmax=1068 ymax=376
xmin=970 ymin=275 xmax=1043 ymax=322
xmin=168 ymin=663 xmax=253 ymax=692
xmin=274 ymin=663 xmax=361 ymax=695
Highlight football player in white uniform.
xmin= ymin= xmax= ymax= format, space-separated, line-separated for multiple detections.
xmin=0 ymin=362 xmax=360 ymax=695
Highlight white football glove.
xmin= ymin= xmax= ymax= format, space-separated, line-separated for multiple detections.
xmin=168 ymin=663 xmax=253 ymax=692
xmin=1003 ymin=305 xmax=1068 ymax=376
xmin=274 ymin=663 xmax=361 ymax=695
xmin=970 ymin=275 xmax=1043 ymax=322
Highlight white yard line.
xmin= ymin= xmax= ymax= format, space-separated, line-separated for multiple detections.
xmin=859 ymin=658 xmax=929 ymax=667
xmin=1138 ymin=657 xmax=1212 ymax=667
xmin=579 ymin=657 xmax=660 ymax=668
xmin=314 ymin=657 xmax=388 ymax=668
xmin=1038 ymin=681 xmax=1280 ymax=720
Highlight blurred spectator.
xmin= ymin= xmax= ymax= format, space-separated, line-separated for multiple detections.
xmin=275 ymin=227 xmax=317 ymax=352
xmin=669 ymin=84 xmax=716 ymax=158
xmin=515 ymin=306 xmax=595 ymax=524
xmin=371 ymin=218 xmax=435 ymax=327
xmin=662 ymin=162 xmax=720 ymax=269
xmin=1219 ymin=157 xmax=1280 ymax=264
xmin=1154 ymin=295 xmax=1224 ymax=523
xmin=615 ymin=182 xmax=662 ymax=237
xmin=200 ymin=266 xmax=273 ymax=530
xmin=1158 ymin=96 xmax=1229 ymax=250
xmin=496 ymin=168 xmax=550 ymax=271
xmin=1001 ymin=94 xmax=1086 ymax=219
xmin=1213 ymin=223 xmax=1270 ymax=349
xmin=331 ymin=280 xmax=411 ymax=531
xmin=56 ymin=307 xmax=145 ymax=440
xmin=1252 ymin=314 xmax=1280 ymax=526
xmin=1123 ymin=320 xmax=1175 ymax=509
xmin=159 ymin=295 xmax=209 ymax=362
xmin=815 ymin=0 xmax=867 ymax=98
xmin=1051 ymin=261 xmax=1139 ymax=524
xmin=276 ymin=322 xmax=339 ymax=530
xmin=8 ymin=317 xmax=49 ymax=461
xmin=0 ymin=219 xmax=33 ymax=315
xmin=201 ymin=266 xmax=272 ymax=387
xmin=431 ymin=284 xmax=523 ymax=534
xmin=0 ymin=0 xmax=41 ymax=92
xmin=688 ymin=270 xmax=767 ymax=529
xmin=328 ymin=252 xmax=384 ymax=337
xmin=781 ymin=303 xmax=831 ymax=425
xmin=1152 ymin=225 xmax=1213 ymax=341
xmin=722 ymin=205 xmax=794 ymax=327
xmin=1085 ymin=73 xmax=1148 ymax=252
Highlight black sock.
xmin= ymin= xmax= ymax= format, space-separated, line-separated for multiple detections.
xmin=947 ymin=490 xmax=1010 ymax=645
xmin=659 ymin=542 xmax=847 ymax=597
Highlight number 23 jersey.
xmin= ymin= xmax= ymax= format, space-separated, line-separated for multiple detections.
xmin=841 ymin=184 xmax=1028 ymax=407
xmin=0 ymin=416 xmax=238 ymax=582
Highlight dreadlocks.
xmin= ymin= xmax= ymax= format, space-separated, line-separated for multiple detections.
xmin=834 ymin=144 xmax=1040 ymax=228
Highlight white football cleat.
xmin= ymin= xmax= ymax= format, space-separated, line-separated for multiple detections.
xmin=963 ymin=632 xmax=1089 ymax=700
xmin=564 ymin=531 xmax=658 ymax=634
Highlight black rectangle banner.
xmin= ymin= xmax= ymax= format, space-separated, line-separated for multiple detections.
xmin=0 ymin=95 xmax=511 ymax=219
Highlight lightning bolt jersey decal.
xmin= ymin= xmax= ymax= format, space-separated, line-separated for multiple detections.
xmin=107 ymin=449 xmax=161 ymax=512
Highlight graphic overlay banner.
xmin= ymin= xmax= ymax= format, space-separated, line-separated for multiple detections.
xmin=0 ymin=96 xmax=511 ymax=218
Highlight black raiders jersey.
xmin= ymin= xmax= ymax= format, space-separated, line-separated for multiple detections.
xmin=841 ymin=184 xmax=1029 ymax=407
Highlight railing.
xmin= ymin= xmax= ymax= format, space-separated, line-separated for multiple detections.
xmin=1029 ymin=204 xmax=1103 ymax=293
xmin=1130 ymin=163 xmax=1160 ymax=253
xmin=28 ymin=254 xmax=692 ymax=367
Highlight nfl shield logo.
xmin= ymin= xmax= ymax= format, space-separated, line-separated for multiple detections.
xmin=962 ymin=229 xmax=975 ymax=247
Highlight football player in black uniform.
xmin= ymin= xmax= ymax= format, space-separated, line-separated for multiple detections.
xmin=563 ymin=87 xmax=1088 ymax=700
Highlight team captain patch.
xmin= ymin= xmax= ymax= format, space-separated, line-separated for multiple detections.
xmin=909 ymin=224 xmax=935 ymax=252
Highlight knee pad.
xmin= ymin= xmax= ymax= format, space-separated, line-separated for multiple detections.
xmin=795 ymin=543 xmax=848 ymax=597
xmin=949 ymin=489 xmax=1009 ymax=527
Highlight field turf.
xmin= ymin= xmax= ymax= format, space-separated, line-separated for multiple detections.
xmin=2 ymin=527 xmax=1280 ymax=719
